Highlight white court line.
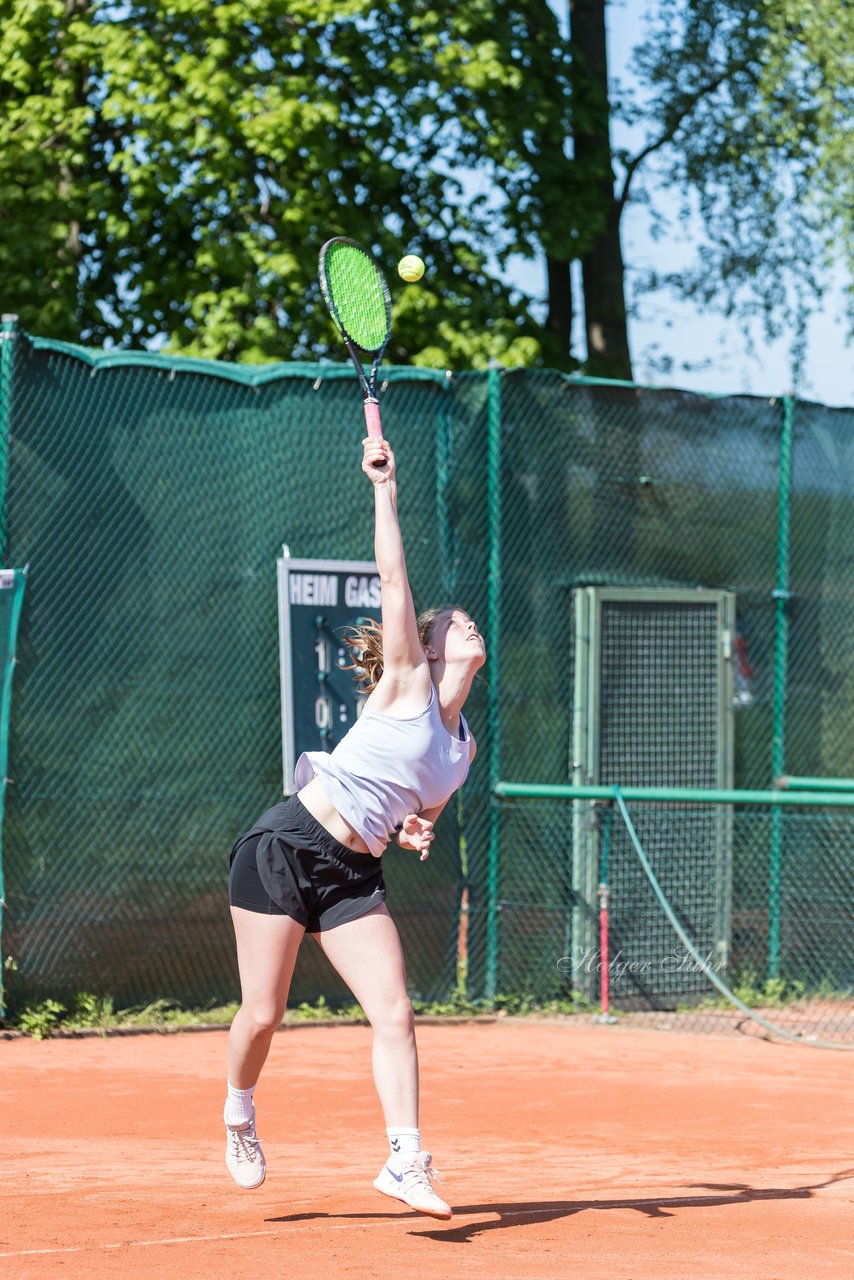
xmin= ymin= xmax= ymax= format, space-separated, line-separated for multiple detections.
xmin=3 ymin=1187 xmax=845 ymax=1259
xmin=0 ymin=1218 xmax=470 ymax=1259
xmin=0 ymin=1230 xmax=297 ymax=1258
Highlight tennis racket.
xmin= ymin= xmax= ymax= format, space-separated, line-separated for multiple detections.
xmin=318 ymin=237 xmax=392 ymax=453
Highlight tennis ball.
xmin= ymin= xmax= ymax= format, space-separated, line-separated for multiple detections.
xmin=398 ymin=254 xmax=425 ymax=283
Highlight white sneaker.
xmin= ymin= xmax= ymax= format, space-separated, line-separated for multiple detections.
xmin=224 ymin=1105 xmax=266 ymax=1190
xmin=373 ymin=1151 xmax=452 ymax=1219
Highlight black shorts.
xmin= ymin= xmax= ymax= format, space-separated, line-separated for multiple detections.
xmin=228 ymin=795 xmax=386 ymax=933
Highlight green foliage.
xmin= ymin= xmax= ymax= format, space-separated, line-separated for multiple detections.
xmin=7 ymin=990 xmax=597 ymax=1036
xmin=14 ymin=992 xmax=117 ymax=1037
xmin=731 ymin=969 xmax=806 ymax=1009
xmin=688 ymin=968 xmax=810 ymax=1012
xmin=17 ymin=998 xmax=68 ymax=1039
xmin=12 ymin=980 xmax=848 ymax=1036
xmin=760 ymin=1 xmax=854 ymax=314
xmin=67 ymin=992 xmax=116 ymax=1030
xmin=404 ymin=5 xmax=587 ymax=262
xmin=0 ymin=3 xmax=849 ymax=393
xmin=0 ymin=0 xmax=540 ymax=366
xmin=491 ymin=990 xmax=597 ymax=1017
xmin=126 ymin=999 xmax=239 ymax=1027
xmin=290 ymin=994 xmax=365 ymax=1022
xmin=628 ymin=0 xmax=854 ymax=363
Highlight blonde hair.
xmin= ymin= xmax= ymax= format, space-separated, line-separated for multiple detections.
xmin=344 ymin=606 xmax=465 ymax=695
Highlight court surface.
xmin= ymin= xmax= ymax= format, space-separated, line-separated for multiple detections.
xmin=2 ymin=1020 xmax=852 ymax=1279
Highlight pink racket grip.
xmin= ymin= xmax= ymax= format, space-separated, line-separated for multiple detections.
xmin=363 ymin=397 xmax=383 ymax=440
xmin=363 ymin=397 xmax=387 ymax=467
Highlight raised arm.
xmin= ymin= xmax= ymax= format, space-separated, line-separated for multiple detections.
xmin=361 ymin=437 xmax=428 ymax=688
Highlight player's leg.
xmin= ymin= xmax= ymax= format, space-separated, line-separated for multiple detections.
xmin=224 ymin=906 xmax=305 ymax=1189
xmin=228 ymin=905 xmax=306 ymax=1089
xmin=224 ymin=828 xmax=307 ymax=1190
xmin=317 ymin=903 xmax=416 ymax=1123
xmin=316 ymin=904 xmax=452 ymax=1218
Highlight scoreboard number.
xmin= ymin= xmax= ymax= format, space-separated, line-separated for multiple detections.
xmin=277 ymin=553 xmax=382 ymax=793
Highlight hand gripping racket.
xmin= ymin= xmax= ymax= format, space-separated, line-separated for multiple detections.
xmin=318 ymin=237 xmax=392 ymax=456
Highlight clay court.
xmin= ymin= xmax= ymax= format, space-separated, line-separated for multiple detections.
xmin=2 ymin=1019 xmax=853 ymax=1279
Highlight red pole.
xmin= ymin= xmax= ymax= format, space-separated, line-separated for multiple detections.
xmin=598 ymin=882 xmax=610 ymax=1018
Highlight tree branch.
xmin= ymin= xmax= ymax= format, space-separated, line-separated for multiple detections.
xmin=617 ymin=62 xmax=757 ymax=211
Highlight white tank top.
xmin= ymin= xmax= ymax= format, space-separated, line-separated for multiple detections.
xmin=294 ymin=686 xmax=473 ymax=857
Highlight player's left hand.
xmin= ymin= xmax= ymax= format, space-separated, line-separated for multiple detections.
xmin=397 ymin=813 xmax=435 ymax=861
xmin=361 ymin=436 xmax=395 ymax=483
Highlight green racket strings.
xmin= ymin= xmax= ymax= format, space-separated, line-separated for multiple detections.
xmin=322 ymin=242 xmax=389 ymax=353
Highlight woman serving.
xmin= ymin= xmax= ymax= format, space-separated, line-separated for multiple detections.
xmin=224 ymin=433 xmax=485 ymax=1220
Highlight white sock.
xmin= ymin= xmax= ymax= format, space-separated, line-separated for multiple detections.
xmin=387 ymin=1126 xmax=421 ymax=1158
xmin=225 ymin=1080 xmax=256 ymax=1125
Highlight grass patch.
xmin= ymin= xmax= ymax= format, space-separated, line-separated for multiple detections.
xmin=6 ymin=989 xmax=595 ymax=1038
xmin=681 ymin=969 xmax=814 ymax=1013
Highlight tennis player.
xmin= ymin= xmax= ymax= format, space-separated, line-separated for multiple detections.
xmin=224 ymin=434 xmax=485 ymax=1220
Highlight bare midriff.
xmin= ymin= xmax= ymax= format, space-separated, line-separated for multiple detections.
xmin=297 ymin=775 xmax=376 ymax=855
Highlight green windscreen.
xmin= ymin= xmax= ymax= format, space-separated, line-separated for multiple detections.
xmin=2 ymin=339 xmax=853 ymax=1043
xmin=320 ymin=240 xmax=390 ymax=352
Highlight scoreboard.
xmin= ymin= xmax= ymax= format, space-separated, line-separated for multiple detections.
xmin=277 ymin=555 xmax=382 ymax=793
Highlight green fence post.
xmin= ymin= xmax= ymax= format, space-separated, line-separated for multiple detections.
xmin=769 ymin=394 xmax=795 ymax=979
xmin=485 ymin=366 xmax=503 ymax=1002
xmin=0 ymin=568 xmax=26 ymax=1017
xmin=0 ymin=314 xmax=19 ymax=1016
xmin=0 ymin=315 xmax=18 ymax=557
xmin=436 ymin=377 xmax=466 ymax=996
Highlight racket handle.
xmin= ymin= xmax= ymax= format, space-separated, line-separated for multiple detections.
xmin=363 ymin=397 xmax=387 ymax=467
xmin=363 ymin=397 xmax=383 ymax=440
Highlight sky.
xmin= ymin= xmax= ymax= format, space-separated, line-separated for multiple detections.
xmin=507 ymin=1 xmax=853 ymax=409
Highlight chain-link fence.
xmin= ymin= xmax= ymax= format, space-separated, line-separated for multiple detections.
xmin=1 ymin=331 xmax=852 ymax=1039
xmin=494 ymin=790 xmax=853 ymax=1044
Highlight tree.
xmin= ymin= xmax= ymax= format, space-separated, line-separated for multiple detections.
xmin=0 ymin=0 xmax=535 ymax=365
xmin=415 ymin=0 xmax=853 ymax=381
xmin=0 ymin=0 xmax=639 ymax=372
xmin=617 ymin=0 xmax=853 ymax=378
xmin=401 ymin=2 xmax=627 ymax=372
xmin=0 ymin=1 xmax=850 ymax=376
xmin=760 ymin=0 xmax=854 ymax=318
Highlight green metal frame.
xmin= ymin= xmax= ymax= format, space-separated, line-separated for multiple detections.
xmin=776 ymin=775 xmax=854 ymax=793
xmin=0 ymin=316 xmax=19 ymax=1017
xmin=572 ymin=585 xmax=736 ymax=781
xmin=570 ymin=586 xmax=736 ymax=991
xmin=0 ymin=570 xmax=26 ymax=1009
xmin=571 ymin=587 xmax=597 ymax=978
xmin=496 ymin=782 xmax=854 ymax=807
